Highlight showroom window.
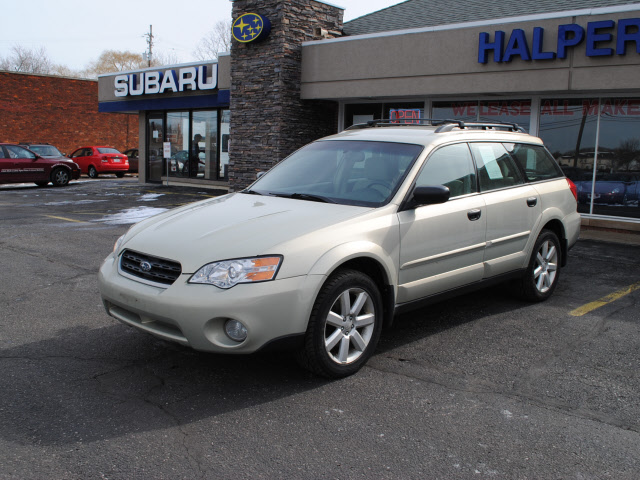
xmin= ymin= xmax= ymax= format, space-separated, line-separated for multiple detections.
xmin=344 ymin=102 xmax=425 ymax=128
xmin=150 ymin=108 xmax=229 ymax=181
xmin=539 ymin=98 xmax=640 ymax=219
xmin=433 ymin=100 xmax=531 ymax=132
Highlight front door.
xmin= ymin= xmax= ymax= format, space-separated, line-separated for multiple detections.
xmin=147 ymin=116 xmax=164 ymax=183
xmin=5 ymin=145 xmax=45 ymax=183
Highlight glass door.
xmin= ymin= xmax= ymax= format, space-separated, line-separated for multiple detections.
xmin=147 ymin=115 xmax=164 ymax=183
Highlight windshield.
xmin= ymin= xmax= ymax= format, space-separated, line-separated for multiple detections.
xmin=29 ymin=145 xmax=63 ymax=157
xmin=247 ymin=140 xmax=423 ymax=207
xmin=97 ymin=148 xmax=121 ymax=154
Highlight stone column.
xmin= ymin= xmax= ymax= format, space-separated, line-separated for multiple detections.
xmin=229 ymin=0 xmax=343 ymax=191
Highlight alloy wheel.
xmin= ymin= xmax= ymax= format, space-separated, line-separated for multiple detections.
xmin=324 ymin=287 xmax=376 ymax=364
xmin=533 ymin=240 xmax=558 ymax=293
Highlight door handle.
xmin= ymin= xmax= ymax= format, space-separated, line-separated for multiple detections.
xmin=527 ymin=197 xmax=538 ymax=207
xmin=467 ymin=209 xmax=482 ymax=221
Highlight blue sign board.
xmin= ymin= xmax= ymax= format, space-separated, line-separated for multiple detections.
xmin=478 ymin=18 xmax=640 ymax=63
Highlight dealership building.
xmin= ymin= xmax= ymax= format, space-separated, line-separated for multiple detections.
xmin=97 ymin=0 xmax=640 ymax=226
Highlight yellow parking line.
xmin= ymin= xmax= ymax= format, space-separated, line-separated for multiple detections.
xmin=569 ymin=281 xmax=640 ymax=316
xmin=44 ymin=215 xmax=88 ymax=224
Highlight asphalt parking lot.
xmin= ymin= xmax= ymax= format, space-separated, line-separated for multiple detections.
xmin=1 ymin=177 xmax=639 ymax=479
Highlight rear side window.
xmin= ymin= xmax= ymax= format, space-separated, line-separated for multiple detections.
xmin=505 ymin=143 xmax=563 ymax=182
xmin=415 ymin=143 xmax=477 ymax=198
xmin=469 ymin=143 xmax=523 ymax=192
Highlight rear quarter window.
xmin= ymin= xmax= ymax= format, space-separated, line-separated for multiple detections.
xmin=505 ymin=143 xmax=563 ymax=182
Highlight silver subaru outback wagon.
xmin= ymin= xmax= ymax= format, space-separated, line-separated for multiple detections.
xmin=99 ymin=120 xmax=581 ymax=378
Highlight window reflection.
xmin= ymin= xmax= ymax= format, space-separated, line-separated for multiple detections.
xmin=166 ymin=111 xmax=189 ymax=177
xmin=192 ymin=110 xmax=218 ymax=180
xmin=540 ymin=98 xmax=640 ymax=219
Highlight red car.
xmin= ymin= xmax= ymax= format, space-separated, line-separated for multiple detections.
xmin=0 ymin=143 xmax=80 ymax=187
xmin=69 ymin=146 xmax=129 ymax=178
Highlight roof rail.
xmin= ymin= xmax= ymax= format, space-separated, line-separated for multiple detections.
xmin=345 ymin=118 xmax=525 ymax=133
xmin=345 ymin=118 xmax=462 ymax=130
xmin=434 ymin=121 xmax=526 ymax=133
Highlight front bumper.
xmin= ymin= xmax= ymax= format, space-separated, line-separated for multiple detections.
xmin=98 ymin=253 xmax=325 ymax=353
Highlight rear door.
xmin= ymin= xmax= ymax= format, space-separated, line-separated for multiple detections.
xmin=397 ymin=143 xmax=486 ymax=303
xmin=469 ymin=142 xmax=542 ymax=278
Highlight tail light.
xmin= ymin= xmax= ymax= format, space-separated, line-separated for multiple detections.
xmin=566 ymin=178 xmax=578 ymax=202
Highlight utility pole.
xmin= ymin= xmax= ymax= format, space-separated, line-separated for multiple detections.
xmin=144 ymin=25 xmax=154 ymax=67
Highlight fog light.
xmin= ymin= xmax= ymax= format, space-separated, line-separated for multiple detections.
xmin=224 ymin=319 xmax=247 ymax=342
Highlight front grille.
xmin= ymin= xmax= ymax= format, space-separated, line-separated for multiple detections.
xmin=120 ymin=249 xmax=182 ymax=285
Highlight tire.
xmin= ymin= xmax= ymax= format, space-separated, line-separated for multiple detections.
xmin=88 ymin=166 xmax=98 ymax=178
xmin=517 ymin=230 xmax=561 ymax=302
xmin=51 ymin=168 xmax=70 ymax=187
xmin=34 ymin=181 xmax=48 ymax=187
xmin=296 ymin=269 xmax=383 ymax=378
xmin=115 ymin=172 xmax=125 ymax=178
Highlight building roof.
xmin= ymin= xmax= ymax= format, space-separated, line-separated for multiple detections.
xmin=343 ymin=0 xmax=640 ymax=35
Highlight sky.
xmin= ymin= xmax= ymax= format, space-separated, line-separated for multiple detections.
xmin=1 ymin=0 xmax=406 ymax=71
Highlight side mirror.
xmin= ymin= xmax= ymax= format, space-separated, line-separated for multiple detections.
xmin=410 ymin=185 xmax=450 ymax=207
xmin=256 ymin=171 xmax=266 ymax=179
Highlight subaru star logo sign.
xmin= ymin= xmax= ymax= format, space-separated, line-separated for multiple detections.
xmin=232 ymin=13 xmax=271 ymax=43
xmin=140 ymin=261 xmax=152 ymax=272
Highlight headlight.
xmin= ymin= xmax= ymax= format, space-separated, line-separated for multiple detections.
xmin=188 ymin=256 xmax=282 ymax=289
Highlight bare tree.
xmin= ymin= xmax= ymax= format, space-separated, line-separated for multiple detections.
xmin=0 ymin=45 xmax=53 ymax=74
xmin=84 ymin=50 xmax=148 ymax=77
xmin=194 ymin=20 xmax=232 ymax=60
xmin=151 ymin=50 xmax=183 ymax=67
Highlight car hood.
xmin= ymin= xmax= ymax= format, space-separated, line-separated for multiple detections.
xmin=120 ymin=193 xmax=373 ymax=274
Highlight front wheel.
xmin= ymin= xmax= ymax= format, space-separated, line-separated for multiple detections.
xmin=296 ymin=269 xmax=383 ymax=378
xmin=517 ymin=230 xmax=561 ymax=302
xmin=88 ymin=166 xmax=98 ymax=178
xmin=51 ymin=168 xmax=70 ymax=187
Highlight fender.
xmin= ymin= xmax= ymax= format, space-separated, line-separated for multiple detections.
xmin=519 ymin=205 xmax=570 ymax=269
xmin=51 ymin=163 xmax=72 ymax=170
xmin=308 ymin=240 xmax=398 ymax=294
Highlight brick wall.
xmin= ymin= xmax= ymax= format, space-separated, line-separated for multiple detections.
xmin=229 ymin=0 xmax=343 ymax=191
xmin=0 ymin=71 xmax=138 ymax=155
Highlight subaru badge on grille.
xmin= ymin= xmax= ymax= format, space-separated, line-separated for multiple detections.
xmin=140 ymin=261 xmax=152 ymax=272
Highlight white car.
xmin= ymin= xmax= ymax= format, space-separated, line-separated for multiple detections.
xmin=99 ymin=120 xmax=580 ymax=378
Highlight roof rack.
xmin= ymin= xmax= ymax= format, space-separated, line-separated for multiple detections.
xmin=345 ymin=118 xmax=526 ymax=133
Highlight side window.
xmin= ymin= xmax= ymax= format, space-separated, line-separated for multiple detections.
xmin=415 ymin=143 xmax=477 ymax=198
xmin=0 ymin=147 xmax=6 ymax=159
xmin=71 ymin=150 xmax=82 ymax=158
xmin=5 ymin=145 xmax=36 ymax=159
xmin=505 ymin=143 xmax=563 ymax=182
xmin=470 ymin=143 xmax=523 ymax=192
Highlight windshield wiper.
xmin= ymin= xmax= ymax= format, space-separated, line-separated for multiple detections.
xmin=242 ymin=189 xmax=263 ymax=196
xmin=270 ymin=192 xmax=336 ymax=203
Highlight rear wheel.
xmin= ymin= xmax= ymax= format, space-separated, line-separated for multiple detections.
xmin=88 ymin=166 xmax=98 ymax=178
xmin=51 ymin=168 xmax=70 ymax=187
xmin=296 ymin=269 xmax=383 ymax=378
xmin=518 ymin=230 xmax=561 ymax=302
